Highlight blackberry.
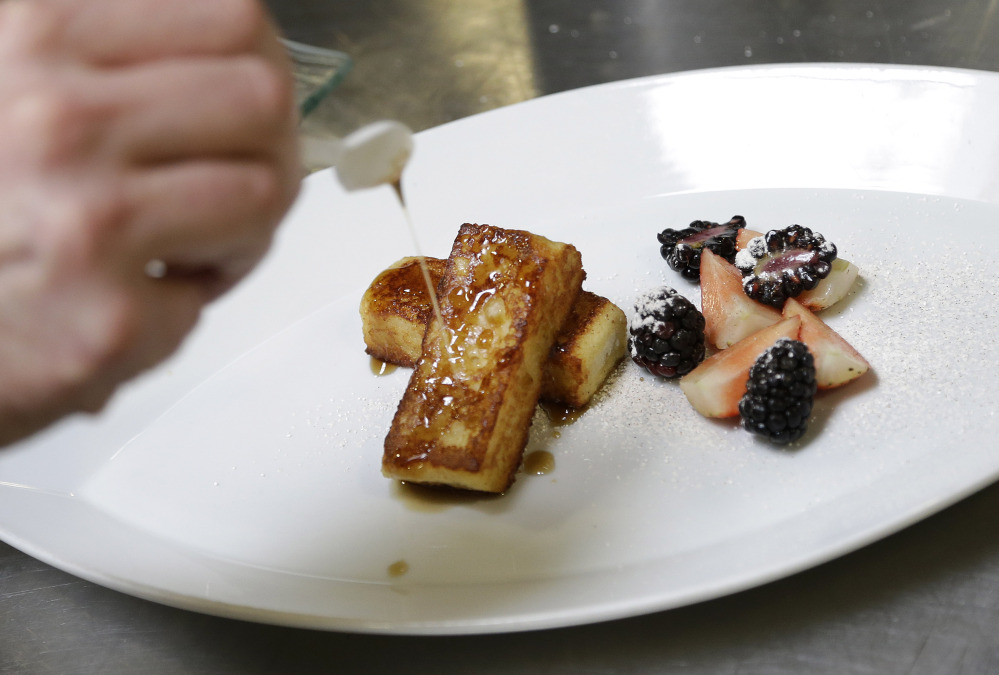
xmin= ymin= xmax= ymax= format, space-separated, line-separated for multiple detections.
xmin=734 ymin=224 xmax=837 ymax=308
xmin=657 ymin=216 xmax=747 ymax=280
xmin=629 ymin=287 xmax=706 ymax=378
xmin=738 ymin=338 xmax=816 ymax=444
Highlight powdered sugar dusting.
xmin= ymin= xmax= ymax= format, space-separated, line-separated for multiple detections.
xmin=537 ymin=359 xmax=741 ymax=493
xmin=833 ymin=238 xmax=999 ymax=443
xmin=734 ymin=247 xmax=756 ymax=271
xmin=629 ymin=288 xmax=674 ymax=331
xmin=628 ymin=287 xmax=682 ymax=357
xmin=735 ymin=238 xmax=764 ymax=270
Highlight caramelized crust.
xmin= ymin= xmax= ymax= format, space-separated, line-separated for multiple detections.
xmin=361 ymin=258 xmax=626 ymax=407
xmin=382 ymin=224 xmax=584 ymax=493
xmin=543 ymin=290 xmax=627 ymax=408
xmin=360 ymin=256 xmax=446 ymax=367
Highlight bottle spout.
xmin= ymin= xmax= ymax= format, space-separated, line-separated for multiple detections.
xmin=300 ymin=120 xmax=414 ymax=191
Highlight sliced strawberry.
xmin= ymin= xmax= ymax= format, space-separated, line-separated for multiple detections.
xmin=700 ymin=249 xmax=781 ymax=350
xmin=782 ymin=298 xmax=869 ymax=389
xmin=796 ymin=258 xmax=859 ymax=311
xmin=680 ymin=316 xmax=801 ymax=418
xmin=735 ymin=228 xmax=764 ymax=251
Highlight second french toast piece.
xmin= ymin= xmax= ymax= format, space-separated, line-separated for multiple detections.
xmin=360 ymin=257 xmax=626 ymax=407
xmin=543 ymin=290 xmax=627 ymax=408
xmin=360 ymin=256 xmax=446 ymax=367
xmin=383 ymin=224 xmax=584 ymax=493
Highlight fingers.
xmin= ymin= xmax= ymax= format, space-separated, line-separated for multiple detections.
xmin=103 ymin=57 xmax=299 ymax=164
xmin=122 ymin=159 xmax=298 ymax=293
xmin=0 ymin=268 xmax=207 ymax=441
xmin=114 ymin=277 xmax=208 ymax=384
xmin=61 ymin=276 xmax=208 ymax=415
xmin=0 ymin=0 xmax=287 ymax=67
xmin=1 ymin=3 xmax=299 ymax=170
xmin=0 ymin=0 xmax=301 ymax=442
xmin=111 ymin=66 xmax=290 ymax=163
xmin=1 ymin=64 xmax=296 ymax=180
xmin=1 ymin=25 xmax=302 ymax=299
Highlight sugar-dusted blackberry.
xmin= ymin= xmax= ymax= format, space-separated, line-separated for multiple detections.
xmin=738 ymin=338 xmax=816 ymax=444
xmin=629 ymin=287 xmax=706 ymax=378
xmin=734 ymin=224 xmax=837 ymax=307
xmin=657 ymin=215 xmax=747 ymax=280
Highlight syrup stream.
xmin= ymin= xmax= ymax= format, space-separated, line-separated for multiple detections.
xmin=391 ymin=179 xmax=444 ymax=329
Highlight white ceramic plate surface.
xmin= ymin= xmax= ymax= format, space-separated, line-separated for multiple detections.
xmin=3 ymin=64 xmax=999 ymax=635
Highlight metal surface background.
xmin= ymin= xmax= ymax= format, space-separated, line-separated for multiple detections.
xmin=3 ymin=1 xmax=999 ymax=672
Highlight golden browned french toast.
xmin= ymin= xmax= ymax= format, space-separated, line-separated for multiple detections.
xmin=360 ymin=256 xmax=446 ymax=367
xmin=361 ymin=257 xmax=626 ymax=407
xmin=382 ymin=223 xmax=584 ymax=493
xmin=542 ymin=290 xmax=627 ymax=408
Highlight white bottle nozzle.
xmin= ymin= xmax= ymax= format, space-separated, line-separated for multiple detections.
xmin=300 ymin=120 xmax=414 ymax=191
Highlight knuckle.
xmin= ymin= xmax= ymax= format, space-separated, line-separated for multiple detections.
xmin=89 ymin=291 xmax=143 ymax=369
xmin=41 ymin=189 xmax=130 ymax=272
xmin=0 ymin=1 xmax=66 ymax=55
xmin=247 ymin=162 xmax=286 ymax=216
xmin=76 ymin=386 xmax=116 ymax=415
xmin=56 ymin=290 xmax=140 ymax=390
xmin=73 ymin=286 xmax=203 ymax=390
xmin=71 ymin=186 xmax=128 ymax=236
xmin=241 ymin=58 xmax=295 ymax=126
xmin=244 ymin=159 xmax=299 ymax=226
xmin=13 ymin=88 xmax=99 ymax=168
xmin=217 ymin=0 xmax=271 ymax=51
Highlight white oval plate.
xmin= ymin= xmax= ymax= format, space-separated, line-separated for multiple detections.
xmin=3 ymin=64 xmax=999 ymax=635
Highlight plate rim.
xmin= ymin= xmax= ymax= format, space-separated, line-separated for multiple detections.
xmin=3 ymin=62 xmax=999 ymax=634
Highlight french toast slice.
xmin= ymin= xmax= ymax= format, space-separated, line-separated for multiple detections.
xmin=543 ymin=290 xmax=627 ymax=408
xmin=361 ymin=257 xmax=626 ymax=407
xmin=383 ymin=223 xmax=584 ymax=493
xmin=360 ymin=256 xmax=446 ymax=367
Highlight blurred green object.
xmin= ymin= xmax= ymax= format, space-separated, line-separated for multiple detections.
xmin=284 ymin=38 xmax=352 ymax=118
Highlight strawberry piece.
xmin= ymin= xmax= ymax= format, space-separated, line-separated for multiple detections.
xmin=700 ymin=249 xmax=781 ymax=350
xmin=735 ymin=228 xmax=764 ymax=251
xmin=680 ymin=316 xmax=802 ymax=418
xmin=782 ymin=298 xmax=869 ymax=389
xmin=796 ymin=258 xmax=859 ymax=311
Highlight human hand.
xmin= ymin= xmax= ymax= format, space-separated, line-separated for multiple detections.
xmin=0 ymin=0 xmax=301 ymax=444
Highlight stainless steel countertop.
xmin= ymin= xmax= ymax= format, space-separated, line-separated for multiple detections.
xmin=3 ymin=2 xmax=999 ymax=672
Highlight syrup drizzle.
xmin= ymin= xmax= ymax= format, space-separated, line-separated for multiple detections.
xmin=387 ymin=559 xmax=410 ymax=577
xmin=540 ymin=401 xmax=587 ymax=426
xmin=370 ymin=357 xmax=398 ymax=376
xmin=392 ymin=179 xmax=443 ymax=330
xmin=522 ymin=450 xmax=555 ymax=475
xmin=392 ymin=480 xmax=491 ymax=512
